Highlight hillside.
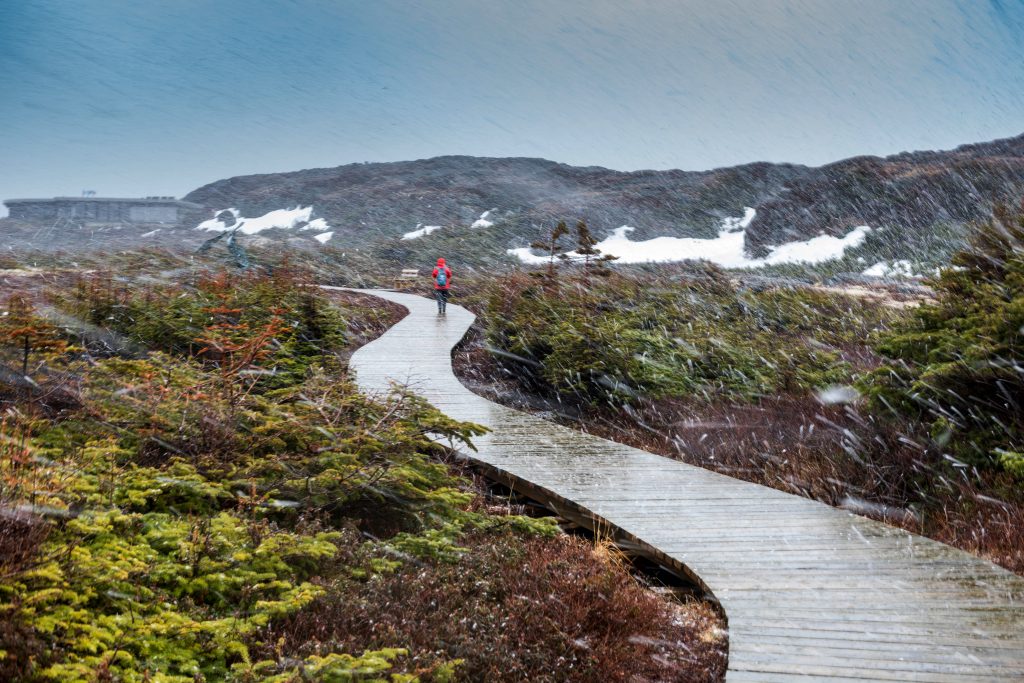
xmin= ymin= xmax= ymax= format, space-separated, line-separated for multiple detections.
xmin=5 ymin=133 xmax=1024 ymax=272
xmin=746 ymin=133 xmax=1024 ymax=255
xmin=184 ymin=156 xmax=806 ymax=245
xmin=186 ymin=133 xmax=1022 ymax=251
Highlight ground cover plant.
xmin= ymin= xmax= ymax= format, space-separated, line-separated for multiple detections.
xmin=0 ymin=261 xmax=726 ymax=682
xmin=458 ymin=215 xmax=1024 ymax=573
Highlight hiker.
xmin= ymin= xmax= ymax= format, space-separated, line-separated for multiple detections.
xmin=432 ymin=257 xmax=452 ymax=314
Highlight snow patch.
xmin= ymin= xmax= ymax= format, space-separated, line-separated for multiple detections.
xmin=471 ymin=209 xmax=495 ymax=229
xmin=235 ymin=207 xmax=315 ymax=234
xmin=195 ymin=208 xmax=240 ymax=232
xmin=301 ymin=218 xmax=331 ymax=232
xmin=402 ymin=224 xmax=443 ymax=240
xmin=313 ymin=231 xmax=334 ymax=244
xmin=140 ymin=229 xmax=161 ymax=238
xmin=863 ymin=260 xmax=917 ymax=278
xmin=196 ymin=206 xmax=330 ymax=236
xmin=508 ymin=208 xmax=870 ymax=268
xmin=762 ymin=227 xmax=871 ymax=265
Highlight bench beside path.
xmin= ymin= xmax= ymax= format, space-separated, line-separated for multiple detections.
xmin=340 ymin=288 xmax=1024 ymax=682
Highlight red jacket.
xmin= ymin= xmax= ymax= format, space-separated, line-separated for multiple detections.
xmin=432 ymin=258 xmax=452 ymax=290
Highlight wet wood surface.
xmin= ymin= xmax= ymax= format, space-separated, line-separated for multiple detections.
xmin=341 ymin=288 xmax=1024 ymax=682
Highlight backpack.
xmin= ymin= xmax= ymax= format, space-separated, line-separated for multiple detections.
xmin=435 ymin=267 xmax=448 ymax=287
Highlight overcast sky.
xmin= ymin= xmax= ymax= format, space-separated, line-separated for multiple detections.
xmin=1 ymin=0 xmax=1023 ymax=215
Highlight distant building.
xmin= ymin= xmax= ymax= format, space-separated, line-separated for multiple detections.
xmin=3 ymin=196 xmax=205 ymax=224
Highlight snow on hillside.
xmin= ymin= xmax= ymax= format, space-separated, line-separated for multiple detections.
xmin=508 ymin=208 xmax=872 ymax=268
xmin=402 ymin=224 xmax=443 ymax=240
xmin=196 ymin=206 xmax=332 ymax=237
xmin=301 ymin=218 xmax=331 ymax=232
xmin=862 ymin=260 xmax=917 ymax=278
xmin=471 ymin=210 xmax=495 ymax=229
xmin=403 ymin=209 xmax=495 ymax=239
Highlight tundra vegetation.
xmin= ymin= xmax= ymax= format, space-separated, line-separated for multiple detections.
xmin=462 ymin=205 xmax=1024 ymax=573
xmin=0 ymin=263 xmax=726 ymax=681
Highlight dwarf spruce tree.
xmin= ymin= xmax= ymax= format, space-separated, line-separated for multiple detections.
xmin=0 ymin=295 xmax=67 ymax=377
xmin=868 ymin=203 xmax=1024 ymax=473
xmin=574 ymin=220 xmax=618 ymax=282
xmin=530 ymin=220 xmax=570 ymax=280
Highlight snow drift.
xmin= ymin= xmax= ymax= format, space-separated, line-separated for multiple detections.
xmin=196 ymin=207 xmax=332 ymax=238
xmin=508 ymin=208 xmax=871 ymax=268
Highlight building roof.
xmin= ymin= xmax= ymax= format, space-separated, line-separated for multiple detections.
xmin=4 ymin=196 xmax=205 ymax=209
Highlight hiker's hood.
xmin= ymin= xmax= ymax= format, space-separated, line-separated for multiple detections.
xmin=436 ymin=258 xmax=446 ymax=266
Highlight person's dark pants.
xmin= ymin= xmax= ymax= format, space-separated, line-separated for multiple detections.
xmin=435 ymin=288 xmax=449 ymax=312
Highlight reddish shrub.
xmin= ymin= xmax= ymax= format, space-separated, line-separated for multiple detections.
xmin=257 ymin=532 xmax=727 ymax=682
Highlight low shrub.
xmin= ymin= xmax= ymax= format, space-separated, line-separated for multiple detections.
xmin=485 ymin=271 xmax=890 ymax=405
xmin=258 ymin=531 xmax=727 ymax=682
xmin=867 ymin=204 xmax=1024 ymax=473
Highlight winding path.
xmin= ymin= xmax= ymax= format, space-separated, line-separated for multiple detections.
xmin=342 ymin=288 xmax=1024 ymax=682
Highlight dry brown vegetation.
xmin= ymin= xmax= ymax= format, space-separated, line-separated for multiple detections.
xmin=258 ymin=529 xmax=727 ymax=682
xmin=324 ymin=289 xmax=409 ymax=344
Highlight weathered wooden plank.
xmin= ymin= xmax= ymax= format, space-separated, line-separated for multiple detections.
xmin=731 ymin=625 xmax=1024 ymax=649
xmin=343 ymin=288 xmax=1024 ymax=682
xmin=733 ymin=639 xmax=1024 ymax=667
xmin=728 ymin=668 xmax=999 ymax=683
xmin=726 ymin=616 xmax=1024 ymax=640
xmin=733 ymin=632 xmax=1024 ymax=659
xmin=719 ymin=585 xmax=1024 ymax=598
xmin=727 ymin=656 xmax=1017 ymax=682
xmin=725 ymin=673 xmax=884 ymax=683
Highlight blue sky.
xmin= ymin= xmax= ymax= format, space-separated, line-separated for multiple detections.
xmin=1 ymin=0 xmax=1023 ymax=215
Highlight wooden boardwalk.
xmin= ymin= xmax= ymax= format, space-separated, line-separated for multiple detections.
xmin=342 ymin=288 xmax=1024 ymax=682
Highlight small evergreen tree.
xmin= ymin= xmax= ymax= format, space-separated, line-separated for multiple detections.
xmin=530 ymin=220 xmax=570 ymax=280
xmin=0 ymin=295 xmax=67 ymax=377
xmin=194 ymin=273 xmax=286 ymax=408
xmin=867 ymin=202 xmax=1024 ymax=473
xmin=574 ymin=220 xmax=618 ymax=282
